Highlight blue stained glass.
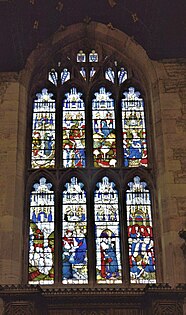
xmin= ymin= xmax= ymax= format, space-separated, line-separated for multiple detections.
xmin=62 ymin=88 xmax=86 ymax=168
xmin=31 ymin=88 xmax=55 ymax=168
xmin=80 ymin=67 xmax=86 ymax=80
xmin=90 ymin=67 xmax=96 ymax=79
xmin=48 ymin=69 xmax=58 ymax=86
xmin=122 ymin=87 xmax=148 ymax=167
xmin=94 ymin=177 xmax=122 ymax=284
xmin=118 ymin=68 xmax=127 ymax=84
xmin=105 ymin=68 xmax=115 ymax=83
xmin=92 ymin=88 xmax=117 ymax=167
xmin=89 ymin=50 xmax=98 ymax=62
xmin=61 ymin=68 xmax=70 ymax=85
xmin=29 ymin=177 xmax=54 ymax=284
xmin=77 ymin=50 xmax=86 ymax=62
xmin=126 ymin=176 xmax=156 ymax=284
xmin=62 ymin=177 xmax=88 ymax=284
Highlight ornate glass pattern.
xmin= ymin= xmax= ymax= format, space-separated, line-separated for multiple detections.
xmin=118 ymin=68 xmax=127 ymax=84
xmin=105 ymin=68 xmax=115 ymax=83
xmin=90 ymin=67 xmax=96 ymax=79
xmin=92 ymin=87 xmax=116 ymax=167
xmin=62 ymin=177 xmax=88 ymax=284
xmin=62 ymin=88 xmax=86 ymax=168
xmin=126 ymin=176 xmax=156 ymax=284
xmin=31 ymin=88 xmax=55 ymax=168
xmin=77 ymin=50 xmax=86 ymax=62
xmin=29 ymin=177 xmax=54 ymax=284
xmin=80 ymin=67 xmax=86 ymax=80
xmin=94 ymin=177 xmax=122 ymax=284
xmin=121 ymin=87 xmax=148 ymax=167
xmin=89 ymin=50 xmax=98 ymax=62
xmin=48 ymin=69 xmax=58 ymax=86
xmin=61 ymin=68 xmax=70 ymax=85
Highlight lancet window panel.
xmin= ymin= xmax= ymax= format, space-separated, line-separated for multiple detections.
xmin=29 ymin=177 xmax=55 ymax=284
xmin=31 ymin=88 xmax=55 ymax=169
xmin=62 ymin=177 xmax=88 ymax=284
xmin=62 ymin=88 xmax=86 ymax=168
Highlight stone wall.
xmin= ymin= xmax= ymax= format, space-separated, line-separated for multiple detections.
xmin=0 ymin=22 xmax=185 ymax=314
xmin=0 ymin=73 xmax=27 ymax=284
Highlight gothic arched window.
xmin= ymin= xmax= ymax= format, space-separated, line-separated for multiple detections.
xmin=27 ymin=49 xmax=156 ymax=285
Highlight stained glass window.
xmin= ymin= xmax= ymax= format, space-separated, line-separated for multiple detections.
xmin=62 ymin=88 xmax=86 ymax=168
xmin=62 ymin=177 xmax=88 ymax=284
xmin=28 ymin=52 xmax=156 ymax=286
xmin=118 ymin=67 xmax=128 ymax=84
xmin=89 ymin=50 xmax=98 ymax=62
xmin=48 ymin=69 xmax=58 ymax=86
xmin=105 ymin=68 xmax=115 ymax=83
xmin=31 ymin=88 xmax=55 ymax=168
xmin=126 ymin=176 xmax=156 ymax=283
xmin=61 ymin=68 xmax=70 ymax=85
xmin=94 ymin=177 xmax=122 ymax=284
xmin=77 ymin=50 xmax=86 ymax=62
xmin=29 ymin=177 xmax=54 ymax=284
xmin=121 ymin=87 xmax=148 ymax=167
xmin=105 ymin=67 xmax=127 ymax=84
xmin=80 ymin=67 xmax=86 ymax=80
xmin=92 ymin=87 xmax=116 ymax=167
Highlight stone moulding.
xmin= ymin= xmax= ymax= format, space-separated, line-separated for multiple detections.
xmin=0 ymin=284 xmax=185 ymax=315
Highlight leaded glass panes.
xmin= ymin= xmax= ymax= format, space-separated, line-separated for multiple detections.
xmin=105 ymin=68 xmax=115 ymax=83
xmin=62 ymin=88 xmax=86 ymax=168
xmin=92 ymin=87 xmax=116 ymax=167
xmin=29 ymin=54 xmax=156 ymax=286
xmin=94 ymin=177 xmax=122 ymax=284
xmin=77 ymin=50 xmax=86 ymax=62
xmin=80 ymin=67 xmax=86 ymax=80
xmin=126 ymin=176 xmax=156 ymax=284
xmin=31 ymin=88 xmax=55 ymax=168
xmin=29 ymin=177 xmax=54 ymax=284
xmin=61 ymin=68 xmax=70 ymax=85
xmin=48 ymin=69 xmax=58 ymax=86
xmin=89 ymin=50 xmax=98 ymax=62
xmin=121 ymin=87 xmax=148 ymax=167
xmin=118 ymin=68 xmax=127 ymax=84
xmin=62 ymin=177 xmax=88 ymax=284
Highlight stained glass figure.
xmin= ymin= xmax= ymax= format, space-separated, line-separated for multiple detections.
xmin=121 ymin=87 xmax=148 ymax=167
xmin=31 ymin=88 xmax=55 ymax=168
xmin=29 ymin=177 xmax=54 ymax=284
xmin=62 ymin=88 xmax=86 ymax=168
xmin=61 ymin=68 xmax=70 ymax=85
xmin=62 ymin=177 xmax=88 ymax=284
xmin=118 ymin=67 xmax=127 ymax=85
xmin=80 ymin=67 xmax=86 ymax=80
xmin=94 ymin=177 xmax=122 ymax=284
xmin=126 ymin=176 xmax=156 ymax=284
xmin=77 ymin=50 xmax=86 ymax=63
xmin=48 ymin=69 xmax=58 ymax=86
xmin=89 ymin=50 xmax=98 ymax=62
xmin=92 ymin=87 xmax=116 ymax=167
xmin=105 ymin=68 xmax=115 ymax=83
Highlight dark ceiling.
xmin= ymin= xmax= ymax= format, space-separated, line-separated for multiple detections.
xmin=0 ymin=0 xmax=186 ymax=72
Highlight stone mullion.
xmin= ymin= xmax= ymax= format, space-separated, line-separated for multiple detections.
xmin=119 ymin=184 xmax=130 ymax=285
